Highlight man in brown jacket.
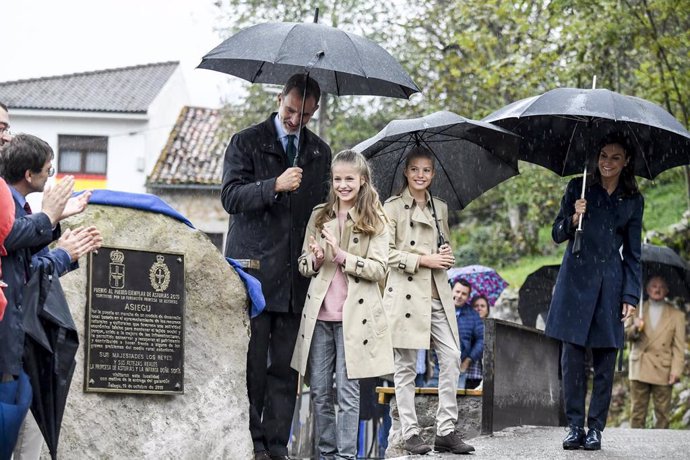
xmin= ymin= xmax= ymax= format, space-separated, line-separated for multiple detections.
xmin=625 ymin=276 xmax=686 ymax=428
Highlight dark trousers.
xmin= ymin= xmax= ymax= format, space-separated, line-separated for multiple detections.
xmin=561 ymin=342 xmax=617 ymax=431
xmin=247 ymin=311 xmax=300 ymax=456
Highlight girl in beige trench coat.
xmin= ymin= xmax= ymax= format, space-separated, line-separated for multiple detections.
xmin=291 ymin=150 xmax=393 ymax=459
xmin=382 ymin=146 xmax=474 ymax=455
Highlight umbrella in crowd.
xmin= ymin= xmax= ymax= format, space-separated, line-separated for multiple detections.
xmin=447 ymin=264 xmax=508 ymax=306
xmin=517 ymin=244 xmax=688 ymax=329
xmin=354 ymin=110 xmax=520 ymax=211
xmin=198 ymin=17 xmax=419 ymax=99
xmin=21 ymin=263 xmax=79 ymax=460
xmin=518 ymin=264 xmax=560 ymax=328
xmin=641 ymin=243 xmax=690 ymax=302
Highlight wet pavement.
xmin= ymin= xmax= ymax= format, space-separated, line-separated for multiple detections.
xmin=388 ymin=425 xmax=690 ymax=459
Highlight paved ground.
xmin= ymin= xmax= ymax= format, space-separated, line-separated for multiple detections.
xmin=388 ymin=425 xmax=690 ymax=460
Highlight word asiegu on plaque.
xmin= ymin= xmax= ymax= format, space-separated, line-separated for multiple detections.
xmin=85 ymin=246 xmax=185 ymax=395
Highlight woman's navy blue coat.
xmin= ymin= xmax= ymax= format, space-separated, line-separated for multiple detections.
xmin=545 ymin=177 xmax=643 ymax=348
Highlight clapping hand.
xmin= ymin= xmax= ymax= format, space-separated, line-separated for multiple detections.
xmin=61 ymin=190 xmax=92 ymax=220
xmin=321 ymin=228 xmax=339 ymax=260
xmin=308 ymin=235 xmax=324 ymax=261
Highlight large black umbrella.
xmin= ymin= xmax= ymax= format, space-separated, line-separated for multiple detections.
xmin=641 ymin=243 xmax=690 ymax=301
xmin=21 ymin=264 xmax=79 ymax=460
xmin=353 ymin=110 xmax=520 ymax=211
xmin=518 ymin=264 xmax=560 ymax=328
xmin=198 ymin=21 xmax=419 ymax=99
xmin=483 ymin=87 xmax=690 ymax=179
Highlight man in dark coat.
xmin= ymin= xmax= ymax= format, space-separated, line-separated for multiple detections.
xmin=1 ymin=133 xmax=100 ymax=457
xmin=221 ymin=74 xmax=331 ymax=460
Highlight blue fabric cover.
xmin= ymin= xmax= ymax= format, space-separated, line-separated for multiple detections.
xmin=226 ymin=258 xmax=266 ymax=318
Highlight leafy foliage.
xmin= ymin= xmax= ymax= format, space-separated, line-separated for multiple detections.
xmin=213 ymin=0 xmax=690 ymax=268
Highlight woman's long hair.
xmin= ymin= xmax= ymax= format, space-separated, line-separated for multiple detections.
xmin=588 ymin=133 xmax=639 ymax=197
xmin=315 ymin=149 xmax=387 ymax=236
xmin=397 ymin=145 xmax=435 ymax=195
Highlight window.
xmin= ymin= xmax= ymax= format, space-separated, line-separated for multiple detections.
xmin=58 ymin=135 xmax=108 ymax=175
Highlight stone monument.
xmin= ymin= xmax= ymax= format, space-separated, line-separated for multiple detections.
xmin=54 ymin=203 xmax=252 ymax=458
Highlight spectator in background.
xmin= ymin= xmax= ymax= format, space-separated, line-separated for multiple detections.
xmin=1 ymin=133 xmax=101 ymax=459
xmin=472 ymin=294 xmax=490 ymax=319
xmin=453 ymin=281 xmax=484 ymax=390
xmin=625 ymin=275 xmax=686 ymax=429
xmin=0 ymin=102 xmax=12 ymax=146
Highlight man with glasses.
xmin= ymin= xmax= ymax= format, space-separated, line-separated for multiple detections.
xmin=1 ymin=133 xmax=101 ymax=457
xmin=0 ymin=102 xmax=12 ymax=146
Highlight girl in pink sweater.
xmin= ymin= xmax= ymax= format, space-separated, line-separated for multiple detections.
xmin=291 ymin=149 xmax=393 ymax=460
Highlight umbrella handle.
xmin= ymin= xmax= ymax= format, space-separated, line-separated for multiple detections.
xmin=429 ymin=195 xmax=446 ymax=248
xmin=572 ymin=165 xmax=587 ymax=254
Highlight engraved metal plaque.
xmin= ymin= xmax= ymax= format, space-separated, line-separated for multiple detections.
xmin=85 ymin=246 xmax=185 ymax=394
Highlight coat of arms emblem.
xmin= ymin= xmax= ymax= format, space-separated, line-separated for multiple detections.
xmin=109 ymin=250 xmax=125 ymax=289
xmin=149 ymin=254 xmax=171 ymax=292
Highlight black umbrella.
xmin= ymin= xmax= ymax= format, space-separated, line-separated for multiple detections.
xmin=353 ymin=110 xmax=520 ymax=212
xmin=198 ymin=20 xmax=419 ymax=99
xmin=21 ymin=264 xmax=78 ymax=460
xmin=483 ymin=87 xmax=690 ymax=179
xmin=518 ymin=264 xmax=560 ymax=328
xmin=485 ymin=87 xmax=690 ymax=254
xmin=641 ymin=243 xmax=690 ymax=301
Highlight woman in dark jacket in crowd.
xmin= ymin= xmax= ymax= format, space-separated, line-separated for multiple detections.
xmin=545 ymin=134 xmax=643 ymax=451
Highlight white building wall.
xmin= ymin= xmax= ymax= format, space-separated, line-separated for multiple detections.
xmin=7 ymin=67 xmax=189 ymax=195
xmin=8 ymin=110 xmax=149 ymax=192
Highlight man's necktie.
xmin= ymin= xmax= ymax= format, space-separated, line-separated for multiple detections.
xmin=286 ymin=134 xmax=297 ymax=166
xmin=23 ymin=202 xmax=32 ymax=215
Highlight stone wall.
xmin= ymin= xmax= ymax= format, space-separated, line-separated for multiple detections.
xmin=52 ymin=205 xmax=252 ymax=459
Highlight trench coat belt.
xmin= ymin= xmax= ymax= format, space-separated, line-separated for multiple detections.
xmin=235 ymin=259 xmax=261 ymax=270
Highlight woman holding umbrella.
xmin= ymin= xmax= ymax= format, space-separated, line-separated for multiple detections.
xmin=382 ymin=146 xmax=474 ymax=455
xmin=545 ymin=133 xmax=643 ymax=451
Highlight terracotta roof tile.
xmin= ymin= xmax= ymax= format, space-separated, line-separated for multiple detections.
xmin=147 ymin=106 xmax=229 ymax=187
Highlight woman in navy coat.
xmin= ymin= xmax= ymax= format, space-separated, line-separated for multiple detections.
xmin=545 ymin=134 xmax=642 ymax=451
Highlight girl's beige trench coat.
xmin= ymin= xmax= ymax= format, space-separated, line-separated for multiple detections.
xmin=382 ymin=189 xmax=460 ymax=350
xmin=291 ymin=204 xmax=395 ymax=380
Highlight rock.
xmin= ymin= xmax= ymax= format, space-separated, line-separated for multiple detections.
xmin=53 ymin=205 xmax=252 ymax=459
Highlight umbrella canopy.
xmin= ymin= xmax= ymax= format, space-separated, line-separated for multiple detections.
xmin=518 ymin=264 xmax=560 ymax=328
xmin=447 ymin=264 xmax=508 ymax=306
xmin=483 ymin=87 xmax=690 ymax=179
xmin=353 ymin=111 xmax=520 ymax=210
xmin=641 ymin=243 xmax=690 ymax=301
xmin=21 ymin=264 xmax=79 ymax=460
xmin=198 ymin=22 xmax=420 ymax=99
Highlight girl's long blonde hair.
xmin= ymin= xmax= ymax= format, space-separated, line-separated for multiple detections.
xmin=315 ymin=149 xmax=387 ymax=236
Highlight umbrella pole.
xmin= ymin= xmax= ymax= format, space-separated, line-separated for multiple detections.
xmin=572 ymin=165 xmax=587 ymax=254
xmin=293 ymin=48 xmax=324 ymax=166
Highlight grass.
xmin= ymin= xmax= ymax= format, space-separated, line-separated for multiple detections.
xmin=497 ymin=252 xmax=564 ymax=288
xmin=641 ymin=175 xmax=688 ymax=232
